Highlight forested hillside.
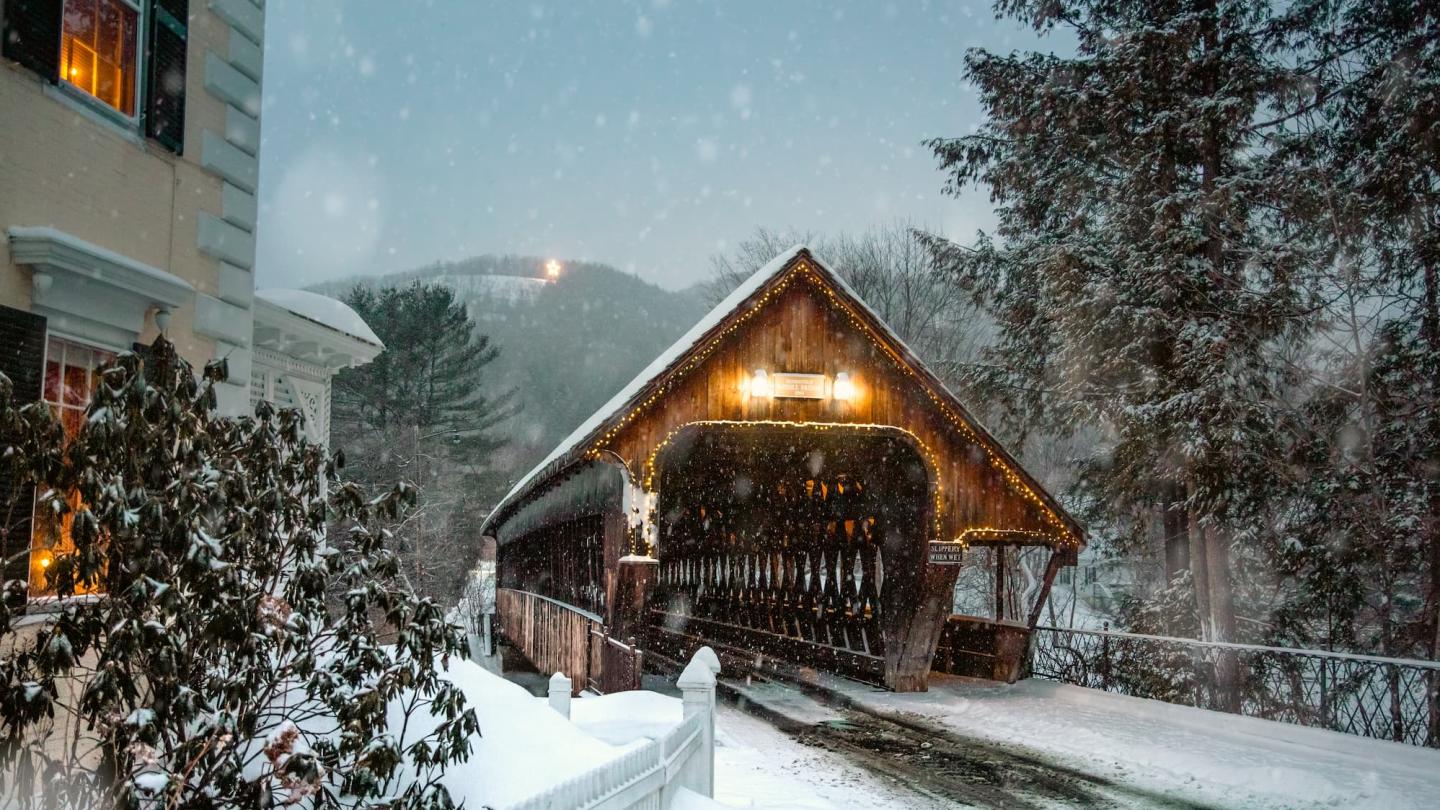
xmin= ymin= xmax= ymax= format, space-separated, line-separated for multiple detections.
xmin=314 ymin=256 xmax=708 ymax=491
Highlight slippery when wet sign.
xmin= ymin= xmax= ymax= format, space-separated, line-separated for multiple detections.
xmin=927 ymin=542 xmax=965 ymax=565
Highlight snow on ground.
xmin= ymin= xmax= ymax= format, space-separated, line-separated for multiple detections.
xmin=570 ymin=685 xmax=912 ymax=809
xmin=394 ymin=659 xmax=634 ymax=808
xmin=818 ymin=672 xmax=1440 ymax=809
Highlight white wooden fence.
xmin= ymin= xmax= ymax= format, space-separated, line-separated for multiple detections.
xmin=508 ymin=651 xmax=720 ymax=810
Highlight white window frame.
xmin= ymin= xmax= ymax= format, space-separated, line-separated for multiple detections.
xmin=54 ymin=0 xmax=148 ymax=132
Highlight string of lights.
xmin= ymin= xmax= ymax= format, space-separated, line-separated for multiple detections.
xmin=566 ymin=256 xmax=1079 ymax=549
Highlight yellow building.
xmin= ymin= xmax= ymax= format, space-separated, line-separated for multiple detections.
xmin=0 ymin=0 xmax=381 ymax=609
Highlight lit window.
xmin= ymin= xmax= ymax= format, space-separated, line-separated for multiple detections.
xmin=60 ymin=0 xmax=139 ymax=117
xmin=30 ymin=337 xmax=116 ymax=597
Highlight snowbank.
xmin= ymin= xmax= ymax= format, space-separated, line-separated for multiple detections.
xmin=393 ymin=659 xmax=632 ymax=807
xmin=568 ymin=686 xmax=910 ymax=809
xmin=569 ymin=688 xmax=683 ymax=745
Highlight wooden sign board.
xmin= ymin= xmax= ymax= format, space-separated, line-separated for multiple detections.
xmin=928 ymin=541 xmax=965 ymax=566
xmin=773 ymin=372 xmax=826 ymax=399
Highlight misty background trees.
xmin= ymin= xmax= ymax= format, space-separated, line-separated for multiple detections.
xmin=921 ymin=0 xmax=1438 ymax=671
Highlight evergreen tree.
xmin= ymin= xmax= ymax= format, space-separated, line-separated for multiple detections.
xmin=923 ymin=0 xmax=1324 ymax=702
xmin=334 ymin=282 xmax=511 ymax=469
xmin=332 ymin=283 xmax=513 ymax=602
xmin=1266 ymin=0 xmax=1439 ymax=661
xmin=0 ymin=340 xmax=477 ymax=808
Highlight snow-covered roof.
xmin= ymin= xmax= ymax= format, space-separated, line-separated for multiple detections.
xmin=481 ymin=245 xmax=1081 ymax=543
xmin=255 ymin=288 xmax=384 ymax=347
xmin=482 ymin=246 xmax=808 ymax=530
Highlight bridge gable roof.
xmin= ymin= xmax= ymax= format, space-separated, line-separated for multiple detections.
xmin=482 ymin=245 xmax=1083 ymax=546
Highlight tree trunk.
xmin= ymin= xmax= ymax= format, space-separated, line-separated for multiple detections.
xmin=1164 ymin=483 xmax=1190 ymax=581
xmin=1187 ymin=497 xmax=1211 ymax=636
xmin=1205 ymin=522 xmax=1241 ymax=711
xmin=1420 ymin=210 xmax=1440 ymax=667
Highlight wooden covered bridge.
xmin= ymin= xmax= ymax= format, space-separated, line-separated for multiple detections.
xmin=483 ymin=246 xmax=1084 ymax=692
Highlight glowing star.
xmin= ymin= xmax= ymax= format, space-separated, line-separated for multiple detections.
xmin=545 ymin=259 xmax=562 ymax=280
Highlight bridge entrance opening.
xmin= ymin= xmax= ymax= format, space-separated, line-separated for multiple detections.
xmin=648 ymin=422 xmax=934 ymax=685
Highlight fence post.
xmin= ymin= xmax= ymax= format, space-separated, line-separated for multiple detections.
xmin=548 ymin=672 xmax=572 ymax=719
xmin=1389 ymin=662 xmax=1404 ymax=742
xmin=695 ymin=645 xmax=721 ymax=716
xmin=678 ymin=652 xmax=718 ymax=798
xmin=1100 ymin=622 xmax=1112 ymax=691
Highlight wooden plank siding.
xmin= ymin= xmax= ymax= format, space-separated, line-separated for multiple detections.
xmin=592 ymin=268 xmax=1076 ymax=555
xmin=497 ymin=588 xmax=599 ymax=696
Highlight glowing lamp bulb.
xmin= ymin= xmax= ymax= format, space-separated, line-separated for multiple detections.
xmin=749 ymin=368 xmax=771 ymax=398
xmin=545 ymin=259 xmax=562 ymax=279
xmin=39 ymin=555 xmax=51 ymax=569
xmin=832 ymin=372 xmax=855 ymax=402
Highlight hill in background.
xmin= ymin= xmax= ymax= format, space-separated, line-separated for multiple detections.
xmin=311 ymin=255 xmax=708 ymax=492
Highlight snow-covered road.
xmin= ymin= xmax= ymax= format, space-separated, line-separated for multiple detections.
xmin=739 ymin=670 xmax=1440 ymax=809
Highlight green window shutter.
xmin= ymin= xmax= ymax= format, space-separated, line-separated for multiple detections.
xmin=1 ymin=0 xmax=63 ymax=82
xmin=0 ymin=305 xmax=47 ymax=609
xmin=145 ymin=0 xmax=189 ymax=153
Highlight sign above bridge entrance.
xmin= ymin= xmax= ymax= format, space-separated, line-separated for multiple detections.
xmin=771 ymin=372 xmax=826 ymax=399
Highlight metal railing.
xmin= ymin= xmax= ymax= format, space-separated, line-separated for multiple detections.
xmin=1031 ymin=625 xmax=1440 ymax=748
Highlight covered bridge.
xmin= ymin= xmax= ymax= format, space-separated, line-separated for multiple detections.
xmin=483 ymin=246 xmax=1084 ymax=691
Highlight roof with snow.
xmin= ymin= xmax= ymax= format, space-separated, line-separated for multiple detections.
xmin=482 ymin=245 xmax=1083 ymax=544
xmin=255 ymin=288 xmax=384 ymax=347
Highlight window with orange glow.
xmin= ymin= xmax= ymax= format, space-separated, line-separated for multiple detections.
xmin=59 ymin=0 xmax=139 ymax=117
xmin=30 ymin=337 xmax=116 ymax=597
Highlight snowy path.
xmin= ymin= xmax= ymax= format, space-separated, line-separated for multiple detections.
xmin=721 ymin=676 xmax=1198 ymax=808
xmin=769 ymin=671 xmax=1440 ymax=809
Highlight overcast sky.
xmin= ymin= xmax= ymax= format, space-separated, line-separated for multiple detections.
xmin=254 ymin=1 xmax=1056 ymax=290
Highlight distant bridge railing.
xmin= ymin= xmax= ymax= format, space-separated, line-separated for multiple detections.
xmin=496 ymin=588 xmax=643 ymax=696
xmin=1032 ymin=625 xmax=1440 ymax=748
xmin=498 ymin=589 xmax=602 ymax=696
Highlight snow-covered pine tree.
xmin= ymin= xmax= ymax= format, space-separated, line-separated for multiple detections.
xmin=923 ymin=0 xmax=1324 ymax=704
xmin=1268 ymin=0 xmax=1439 ymax=664
xmin=0 ymin=339 xmax=478 ymax=808
xmin=332 ymin=282 xmax=514 ymax=603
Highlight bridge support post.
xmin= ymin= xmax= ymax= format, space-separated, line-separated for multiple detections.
xmin=883 ymin=563 xmax=961 ymax=692
xmin=612 ymin=555 xmax=658 ymax=646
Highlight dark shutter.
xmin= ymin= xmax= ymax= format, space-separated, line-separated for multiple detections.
xmin=131 ymin=341 xmax=155 ymax=365
xmin=0 ymin=305 xmax=47 ymax=608
xmin=145 ymin=0 xmax=188 ymax=153
xmin=1 ymin=0 xmax=63 ymax=81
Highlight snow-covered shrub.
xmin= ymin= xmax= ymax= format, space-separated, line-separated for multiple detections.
xmin=0 ymin=339 xmax=477 ymax=808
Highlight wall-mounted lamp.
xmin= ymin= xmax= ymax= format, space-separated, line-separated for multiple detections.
xmin=155 ymin=306 xmax=172 ymax=334
xmin=749 ymin=368 xmax=771 ymax=398
xmin=832 ymin=371 xmax=855 ymax=402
